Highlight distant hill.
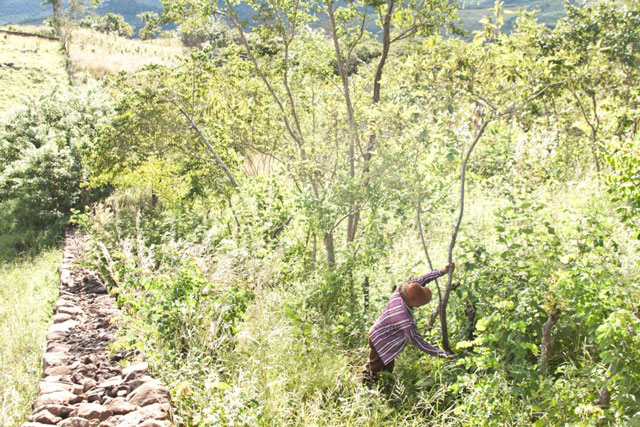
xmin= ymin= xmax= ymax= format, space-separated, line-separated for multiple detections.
xmin=0 ymin=0 xmax=162 ymax=30
xmin=0 ymin=0 xmax=566 ymax=35
xmin=459 ymin=0 xmax=567 ymax=33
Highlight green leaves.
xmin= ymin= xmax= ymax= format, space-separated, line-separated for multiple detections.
xmin=0 ymin=87 xmax=112 ymax=232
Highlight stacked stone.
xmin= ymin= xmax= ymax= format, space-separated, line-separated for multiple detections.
xmin=24 ymin=230 xmax=174 ymax=427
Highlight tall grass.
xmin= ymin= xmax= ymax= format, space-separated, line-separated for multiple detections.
xmin=0 ymin=249 xmax=60 ymax=426
xmin=68 ymin=28 xmax=187 ymax=79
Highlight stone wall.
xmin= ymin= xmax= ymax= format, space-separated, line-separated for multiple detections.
xmin=24 ymin=230 xmax=174 ymax=427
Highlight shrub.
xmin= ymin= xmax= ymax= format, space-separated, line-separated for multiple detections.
xmin=0 ymin=86 xmax=113 ymax=238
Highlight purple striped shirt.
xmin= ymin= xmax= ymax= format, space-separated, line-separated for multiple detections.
xmin=369 ymin=270 xmax=448 ymax=365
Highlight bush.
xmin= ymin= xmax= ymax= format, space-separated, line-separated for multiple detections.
xmin=0 ymin=86 xmax=113 ymax=241
xmin=79 ymin=13 xmax=134 ymax=38
xmin=179 ymin=17 xmax=237 ymax=48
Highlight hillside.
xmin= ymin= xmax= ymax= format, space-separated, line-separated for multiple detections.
xmin=0 ymin=0 xmax=567 ymax=34
xmin=0 ymin=30 xmax=67 ymax=118
xmin=0 ymin=0 xmax=162 ymax=30
xmin=2 ymin=0 xmax=640 ymax=425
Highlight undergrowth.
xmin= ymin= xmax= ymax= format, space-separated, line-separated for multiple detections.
xmin=75 ymin=174 xmax=640 ymax=426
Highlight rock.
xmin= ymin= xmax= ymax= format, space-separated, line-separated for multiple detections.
xmin=98 ymin=415 xmax=121 ymax=427
xmin=54 ymin=313 xmax=73 ymax=323
xmin=126 ymin=375 xmax=154 ymax=392
xmin=38 ymin=380 xmax=81 ymax=395
xmin=83 ymin=378 xmax=97 ymax=392
xmin=34 ymin=391 xmax=82 ymax=408
xmin=139 ymin=420 xmax=173 ymax=427
xmin=114 ymin=404 xmax=170 ymax=426
xmin=49 ymin=320 xmax=79 ymax=334
xmin=58 ymin=306 xmax=84 ymax=316
xmin=31 ymin=404 xmax=76 ymax=418
xmin=107 ymin=398 xmax=138 ymax=415
xmin=26 ymin=233 xmax=175 ymax=427
xmin=122 ymin=362 xmax=148 ymax=379
xmin=97 ymin=377 xmax=123 ymax=389
xmin=43 ymin=352 xmax=70 ymax=370
xmin=30 ymin=409 xmax=62 ymax=424
xmin=86 ymin=389 xmax=104 ymax=403
xmin=46 ymin=330 xmax=67 ymax=341
xmin=58 ymin=417 xmax=91 ymax=427
xmin=59 ymin=269 xmax=74 ymax=287
xmin=47 ymin=343 xmax=70 ymax=353
xmin=75 ymin=402 xmax=113 ymax=421
xmin=22 ymin=423 xmax=58 ymax=427
xmin=95 ymin=295 xmax=116 ymax=305
xmin=55 ymin=299 xmax=74 ymax=310
xmin=44 ymin=365 xmax=72 ymax=377
xmin=127 ymin=381 xmax=171 ymax=407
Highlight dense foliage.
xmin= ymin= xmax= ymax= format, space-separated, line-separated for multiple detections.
xmin=0 ymin=86 xmax=112 ymax=256
xmin=2 ymin=0 xmax=640 ymax=424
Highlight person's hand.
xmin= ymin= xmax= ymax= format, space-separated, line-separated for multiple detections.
xmin=443 ymin=263 xmax=455 ymax=274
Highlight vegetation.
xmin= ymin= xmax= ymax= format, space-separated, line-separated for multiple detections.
xmin=2 ymin=0 xmax=640 ymax=424
xmin=67 ymin=27 xmax=186 ymax=78
xmin=0 ymin=0 xmax=568 ymax=36
xmin=0 ymin=250 xmax=61 ymax=426
xmin=0 ymin=29 xmax=67 ymax=118
xmin=80 ymin=13 xmax=134 ymax=37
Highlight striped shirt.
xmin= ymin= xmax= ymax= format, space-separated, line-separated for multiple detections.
xmin=369 ymin=270 xmax=448 ymax=365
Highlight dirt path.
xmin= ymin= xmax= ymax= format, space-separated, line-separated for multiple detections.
xmin=24 ymin=230 xmax=174 ymax=427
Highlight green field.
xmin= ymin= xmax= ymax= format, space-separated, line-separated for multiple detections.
xmin=0 ymin=29 xmax=67 ymax=118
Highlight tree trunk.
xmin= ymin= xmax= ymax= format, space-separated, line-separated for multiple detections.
xmin=51 ymin=0 xmax=62 ymax=22
xmin=463 ymin=302 xmax=476 ymax=341
xmin=440 ymin=120 xmax=489 ymax=354
xmin=346 ymin=0 xmax=395 ymax=244
xmin=324 ymin=231 xmax=336 ymax=268
xmin=312 ymin=233 xmax=317 ymax=270
xmin=170 ymin=98 xmax=240 ymax=191
xmin=594 ymin=371 xmax=612 ymax=409
xmin=539 ymin=310 xmax=560 ymax=376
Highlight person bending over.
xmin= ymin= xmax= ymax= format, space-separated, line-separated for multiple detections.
xmin=363 ymin=264 xmax=455 ymax=382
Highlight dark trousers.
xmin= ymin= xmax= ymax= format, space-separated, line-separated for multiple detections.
xmin=362 ymin=336 xmax=395 ymax=383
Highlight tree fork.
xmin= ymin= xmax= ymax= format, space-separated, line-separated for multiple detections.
xmin=346 ymin=0 xmax=395 ymax=244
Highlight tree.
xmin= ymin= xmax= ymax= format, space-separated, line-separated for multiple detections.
xmin=386 ymin=6 xmax=558 ymax=353
xmin=161 ymin=0 xmax=459 ymax=270
xmin=92 ymin=50 xmax=276 ymax=210
xmin=96 ymin=13 xmax=134 ymax=37
xmin=138 ymin=11 xmax=161 ymax=40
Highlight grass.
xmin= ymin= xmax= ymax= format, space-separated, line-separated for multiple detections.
xmin=0 ymin=26 xmax=68 ymax=119
xmin=0 ymin=249 xmax=60 ymax=427
xmin=67 ymin=28 xmax=187 ymax=79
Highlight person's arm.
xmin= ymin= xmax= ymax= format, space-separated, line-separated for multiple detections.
xmin=403 ymin=324 xmax=450 ymax=358
xmin=408 ymin=263 xmax=454 ymax=286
